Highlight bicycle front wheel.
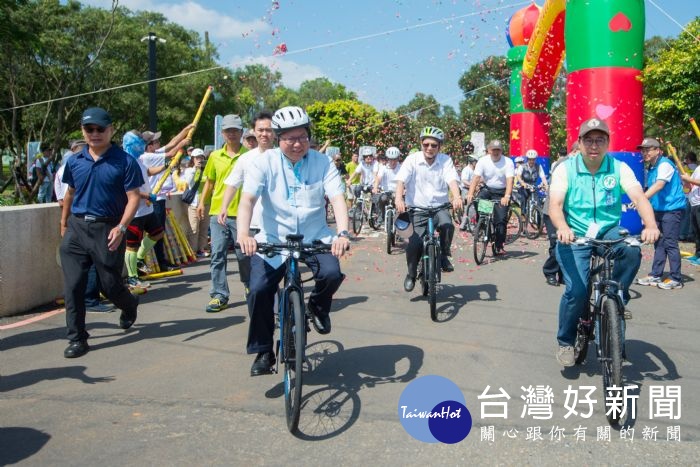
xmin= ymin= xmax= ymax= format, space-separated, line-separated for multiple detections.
xmin=385 ymin=209 xmax=394 ymax=254
xmin=427 ymin=243 xmax=438 ymax=321
xmin=506 ymin=205 xmax=523 ymax=244
xmin=284 ymin=289 xmax=306 ymax=433
xmin=352 ymin=201 xmax=363 ymax=234
xmin=473 ymin=217 xmax=489 ymax=265
xmin=601 ymin=297 xmax=624 ymax=426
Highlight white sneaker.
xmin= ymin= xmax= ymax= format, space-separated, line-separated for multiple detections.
xmin=636 ymin=275 xmax=661 ymax=286
xmin=556 ymin=345 xmax=575 ymax=367
xmin=657 ymin=278 xmax=683 ymax=290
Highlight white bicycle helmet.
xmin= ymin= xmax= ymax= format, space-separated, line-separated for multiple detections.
xmin=514 ymin=156 xmax=525 ymax=163
xmin=359 ymin=146 xmax=376 ymax=157
xmin=525 ymin=149 xmax=538 ymax=159
xmin=419 ymin=126 xmax=445 ymax=143
xmin=386 ymin=146 xmax=401 ymax=160
xmin=326 ymin=146 xmax=340 ymax=158
xmin=271 ymin=106 xmax=311 ymax=135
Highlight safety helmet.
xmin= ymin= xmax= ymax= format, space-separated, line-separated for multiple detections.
xmin=394 ymin=212 xmax=413 ymax=239
xmin=514 ymin=156 xmax=525 ymax=163
xmin=419 ymin=126 xmax=445 ymax=143
xmin=359 ymin=146 xmax=375 ymax=157
xmin=271 ymin=106 xmax=311 ymax=135
xmin=386 ymin=147 xmax=401 ymax=160
xmin=326 ymin=146 xmax=340 ymax=158
xmin=525 ymin=149 xmax=538 ymax=159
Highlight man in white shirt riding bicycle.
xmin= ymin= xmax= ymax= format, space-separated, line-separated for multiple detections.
xmin=372 ymin=146 xmax=402 ymax=225
xmin=395 ymin=126 xmax=463 ymax=292
xmin=466 ymin=139 xmax=515 ymax=256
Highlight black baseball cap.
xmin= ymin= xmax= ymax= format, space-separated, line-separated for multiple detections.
xmin=81 ymin=107 xmax=112 ymax=128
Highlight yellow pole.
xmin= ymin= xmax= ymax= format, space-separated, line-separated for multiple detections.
xmin=165 ymin=217 xmax=186 ymax=264
xmin=690 ymin=118 xmax=700 ymax=144
xmin=152 ymin=86 xmax=214 ymax=195
xmin=169 ymin=210 xmax=195 ymax=262
xmin=665 ymin=142 xmax=692 ymax=175
xmin=141 ymin=269 xmax=183 ymax=280
xmin=163 ymin=232 xmax=177 ymax=265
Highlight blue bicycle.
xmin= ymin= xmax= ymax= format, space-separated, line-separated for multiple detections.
xmin=256 ymin=235 xmax=333 ymax=433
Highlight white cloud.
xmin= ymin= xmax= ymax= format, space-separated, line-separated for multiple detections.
xmin=82 ymin=0 xmax=269 ymax=39
xmin=230 ymin=56 xmax=325 ymax=89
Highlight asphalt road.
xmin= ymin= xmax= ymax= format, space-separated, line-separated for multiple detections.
xmin=1 ymin=226 xmax=698 ymax=465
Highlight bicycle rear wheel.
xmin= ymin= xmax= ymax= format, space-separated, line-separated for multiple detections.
xmin=574 ymin=305 xmax=592 ymax=365
xmin=284 ymin=289 xmax=305 ymax=433
xmin=427 ymin=243 xmax=438 ymax=321
xmin=601 ymin=297 xmax=624 ymax=426
xmin=473 ymin=217 xmax=489 ymax=265
xmin=506 ymin=205 xmax=523 ymax=244
xmin=385 ymin=209 xmax=394 ymax=254
xmin=368 ymin=201 xmax=380 ymax=230
xmin=465 ymin=203 xmax=477 ymax=233
xmin=352 ymin=201 xmax=363 ymax=234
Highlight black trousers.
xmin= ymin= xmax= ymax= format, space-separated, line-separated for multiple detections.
xmin=60 ymin=216 xmax=138 ymax=342
xmin=405 ymin=208 xmax=453 ymax=277
xmin=152 ymin=199 xmax=168 ymax=266
xmin=542 ymin=214 xmax=562 ymax=280
xmin=478 ymin=187 xmax=508 ymax=249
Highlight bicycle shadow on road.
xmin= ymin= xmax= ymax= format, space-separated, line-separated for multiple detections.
xmin=264 ymin=340 xmax=424 ymax=441
xmin=330 ymin=295 xmax=369 ymax=313
xmin=410 ymin=283 xmax=499 ymax=323
xmin=560 ymin=338 xmax=681 ymax=430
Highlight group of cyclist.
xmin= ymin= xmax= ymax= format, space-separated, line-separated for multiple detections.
xmin=222 ymin=103 xmax=663 ymax=375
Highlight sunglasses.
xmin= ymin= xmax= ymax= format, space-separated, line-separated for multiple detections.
xmin=83 ymin=126 xmax=107 ymax=134
xmin=422 ymin=143 xmax=439 ymax=149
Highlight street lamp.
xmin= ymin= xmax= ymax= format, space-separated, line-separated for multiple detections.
xmin=141 ymin=32 xmax=166 ymax=131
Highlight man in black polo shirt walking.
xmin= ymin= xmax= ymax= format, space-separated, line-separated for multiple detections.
xmin=59 ymin=107 xmax=144 ymax=358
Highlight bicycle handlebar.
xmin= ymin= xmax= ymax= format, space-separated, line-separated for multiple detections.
xmin=408 ymin=202 xmax=453 ymax=215
xmin=572 ymin=235 xmax=642 ymax=248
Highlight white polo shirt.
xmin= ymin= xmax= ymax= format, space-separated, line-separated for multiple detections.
xmin=396 ymin=151 xmax=458 ymax=207
xmin=474 ymin=155 xmax=514 ymax=189
xmin=376 ymin=163 xmax=401 ymax=192
xmin=354 ymin=160 xmax=378 ymax=186
xmin=224 ymin=147 xmax=264 ymax=228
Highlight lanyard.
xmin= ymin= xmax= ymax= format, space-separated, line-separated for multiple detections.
xmin=281 ymin=153 xmax=307 ymax=207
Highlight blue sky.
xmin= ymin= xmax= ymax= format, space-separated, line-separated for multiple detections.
xmin=81 ymin=0 xmax=697 ymax=110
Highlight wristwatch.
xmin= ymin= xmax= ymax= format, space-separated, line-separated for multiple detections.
xmin=337 ymin=230 xmax=350 ymax=239
xmin=117 ymin=224 xmax=127 ymax=234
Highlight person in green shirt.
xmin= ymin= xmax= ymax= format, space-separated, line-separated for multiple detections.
xmin=196 ymin=114 xmax=248 ymax=313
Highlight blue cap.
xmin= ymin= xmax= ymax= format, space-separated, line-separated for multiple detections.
xmin=81 ymin=107 xmax=112 ymax=128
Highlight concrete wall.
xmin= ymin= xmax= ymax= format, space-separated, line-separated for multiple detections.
xmin=0 ymin=195 xmax=191 ymax=317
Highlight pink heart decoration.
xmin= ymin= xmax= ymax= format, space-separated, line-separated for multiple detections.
xmin=609 ymin=12 xmax=632 ymax=32
xmin=595 ymin=104 xmax=616 ymax=120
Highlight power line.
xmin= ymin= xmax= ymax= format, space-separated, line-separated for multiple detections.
xmin=646 ymin=0 xmax=699 ymax=42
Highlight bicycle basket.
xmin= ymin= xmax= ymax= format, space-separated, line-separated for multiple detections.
xmin=477 ymin=199 xmax=496 ymax=214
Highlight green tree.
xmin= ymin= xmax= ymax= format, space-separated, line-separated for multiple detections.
xmin=396 ymin=92 xmax=442 ymax=125
xmin=297 ymin=78 xmax=356 ymax=108
xmin=642 ymin=18 xmax=700 ymax=149
xmin=306 ymin=99 xmax=380 ymax=158
xmin=458 ymin=56 xmax=511 ymax=149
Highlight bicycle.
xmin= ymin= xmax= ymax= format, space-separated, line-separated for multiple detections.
xmin=351 ymin=185 xmax=379 ymax=234
xmin=522 ymin=184 xmax=545 ymax=239
xmin=472 ymin=199 xmax=523 ymax=264
xmin=409 ymin=202 xmax=451 ymax=322
xmin=255 ymin=235 xmax=334 ymax=433
xmin=571 ymin=234 xmax=641 ymax=426
xmin=382 ymin=192 xmax=398 ymax=254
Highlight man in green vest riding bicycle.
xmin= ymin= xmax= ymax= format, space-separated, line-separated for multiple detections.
xmin=548 ymin=118 xmax=659 ymax=367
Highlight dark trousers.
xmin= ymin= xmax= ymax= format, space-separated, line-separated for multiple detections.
xmin=478 ymin=187 xmax=508 ymax=249
xmin=542 ymin=214 xmax=562 ymax=280
xmin=60 ymin=216 xmax=138 ymax=342
xmin=246 ymin=253 xmax=343 ymax=354
xmin=84 ymin=265 xmax=102 ymax=307
xmin=690 ymin=204 xmax=700 ymax=256
xmin=405 ymin=208 xmax=453 ymax=278
xmin=152 ymin=199 xmax=168 ymax=266
xmin=651 ymin=209 xmax=683 ymax=282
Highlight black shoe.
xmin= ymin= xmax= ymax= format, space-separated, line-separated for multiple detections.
xmin=403 ymin=275 xmax=416 ymax=292
xmin=441 ymin=256 xmax=454 ymax=272
xmin=64 ymin=340 xmax=89 ymax=358
xmin=250 ymin=351 xmax=276 ymax=376
xmin=309 ymin=301 xmax=331 ymax=335
xmin=546 ymin=276 xmax=559 ymax=287
xmin=136 ymin=259 xmax=151 ymax=276
xmin=119 ymin=308 xmax=138 ymax=330
xmin=159 ymin=262 xmax=180 ymax=272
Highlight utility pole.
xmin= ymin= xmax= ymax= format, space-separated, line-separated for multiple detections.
xmin=141 ymin=32 xmax=166 ymax=131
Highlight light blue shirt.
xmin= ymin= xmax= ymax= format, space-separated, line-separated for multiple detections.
xmin=243 ymin=148 xmax=344 ymax=265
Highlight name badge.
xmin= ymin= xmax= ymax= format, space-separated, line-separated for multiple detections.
xmin=585 ymin=222 xmax=601 ymax=239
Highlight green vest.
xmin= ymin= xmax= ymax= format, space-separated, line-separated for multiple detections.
xmin=564 ymin=154 xmax=622 ymax=238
